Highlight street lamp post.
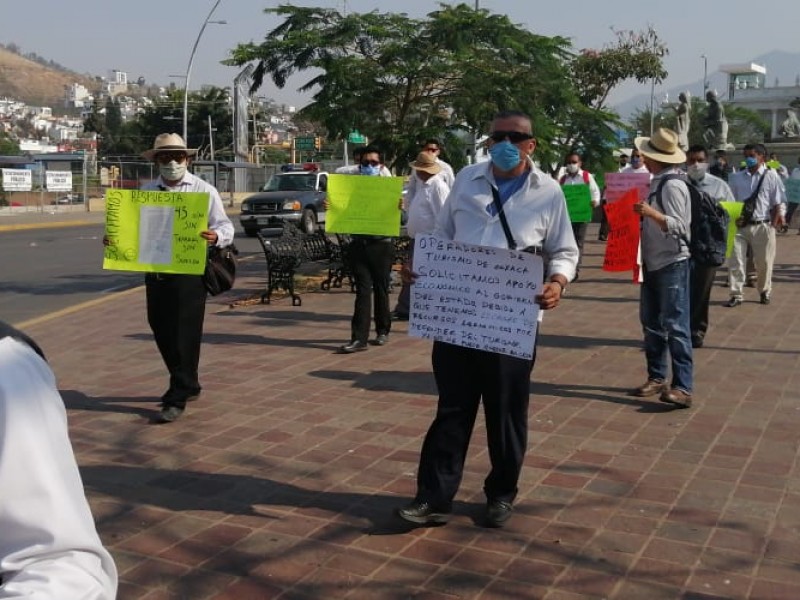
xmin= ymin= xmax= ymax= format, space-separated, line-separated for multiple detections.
xmin=701 ymin=54 xmax=708 ymax=97
xmin=182 ymin=0 xmax=226 ymax=143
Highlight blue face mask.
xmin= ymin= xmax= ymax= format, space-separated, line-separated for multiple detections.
xmin=489 ymin=141 xmax=521 ymax=171
xmin=360 ymin=164 xmax=381 ymax=176
xmin=745 ymin=156 xmax=758 ymax=169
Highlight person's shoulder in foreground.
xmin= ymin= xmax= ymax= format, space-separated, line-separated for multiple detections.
xmin=0 ymin=322 xmax=118 ymax=599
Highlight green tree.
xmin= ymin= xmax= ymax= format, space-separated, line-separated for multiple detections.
xmin=226 ymin=4 xmax=575 ymax=172
xmin=0 ymin=132 xmax=20 ymax=155
xmin=134 ymin=87 xmax=233 ymax=159
xmin=555 ymin=26 xmax=669 ymax=175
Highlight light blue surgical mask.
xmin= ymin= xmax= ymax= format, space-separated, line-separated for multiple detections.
xmin=745 ymin=156 xmax=758 ymax=169
xmin=159 ymin=161 xmax=186 ymax=182
xmin=360 ymin=164 xmax=381 ymax=176
xmin=489 ymin=141 xmax=521 ymax=171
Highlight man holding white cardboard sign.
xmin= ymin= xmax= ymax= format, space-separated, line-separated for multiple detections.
xmin=397 ymin=110 xmax=578 ymax=528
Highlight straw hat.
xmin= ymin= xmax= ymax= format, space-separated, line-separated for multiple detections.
xmin=142 ymin=133 xmax=197 ymax=160
xmin=634 ymin=128 xmax=686 ymax=164
xmin=409 ymin=151 xmax=442 ymax=175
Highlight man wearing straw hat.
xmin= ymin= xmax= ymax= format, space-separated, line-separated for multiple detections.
xmin=631 ymin=128 xmax=694 ymax=409
xmin=137 ymin=133 xmax=234 ymax=422
xmin=392 ymin=151 xmax=451 ymax=320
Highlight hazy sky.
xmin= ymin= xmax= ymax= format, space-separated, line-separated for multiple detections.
xmin=4 ymin=0 xmax=800 ymax=111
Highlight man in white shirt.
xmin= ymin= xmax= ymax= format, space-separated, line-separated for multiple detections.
xmin=0 ymin=322 xmax=117 ymax=599
xmin=559 ymin=151 xmax=601 ymax=280
xmin=404 ymin=139 xmax=455 ymax=198
xmin=621 ymin=149 xmax=651 ymax=175
xmin=397 ymin=111 xmax=578 ymax=528
xmin=105 ymin=133 xmax=235 ymax=423
xmin=726 ymin=143 xmax=786 ymax=306
xmin=392 ymin=151 xmax=451 ymax=320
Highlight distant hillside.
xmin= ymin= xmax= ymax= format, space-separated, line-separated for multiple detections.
xmin=0 ymin=46 xmax=99 ymax=108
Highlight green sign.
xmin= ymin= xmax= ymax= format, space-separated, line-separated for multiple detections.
xmin=348 ymin=130 xmax=367 ymax=144
xmin=720 ymin=201 xmax=743 ymax=258
xmin=103 ymin=189 xmax=209 ymax=275
xmin=561 ymin=183 xmax=592 ymax=223
xmin=295 ymin=136 xmax=316 ymax=151
xmin=325 ymin=174 xmax=404 ymax=236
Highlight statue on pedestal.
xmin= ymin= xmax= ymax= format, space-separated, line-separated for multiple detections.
xmin=780 ymin=108 xmax=800 ymax=138
xmin=673 ymin=91 xmax=691 ymax=151
xmin=703 ymin=90 xmax=731 ymax=150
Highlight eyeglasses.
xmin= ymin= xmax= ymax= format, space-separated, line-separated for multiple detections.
xmin=156 ymin=152 xmax=188 ymax=164
xmin=489 ymin=131 xmax=534 ymax=144
xmin=423 ymin=147 xmax=439 ymax=152
xmin=361 ymin=160 xmax=381 ymax=167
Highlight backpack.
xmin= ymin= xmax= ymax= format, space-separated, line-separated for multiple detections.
xmin=655 ymin=174 xmax=730 ymax=267
xmin=559 ymin=170 xmax=591 ymax=185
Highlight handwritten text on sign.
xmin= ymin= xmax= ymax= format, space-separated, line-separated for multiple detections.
xmin=409 ymin=235 xmax=543 ymax=359
xmin=103 ymin=189 xmax=209 ymax=275
xmin=604 ymin=172 xmax=650 ymax=203
xmin=602 ymin=188 xmax=641 ymax=276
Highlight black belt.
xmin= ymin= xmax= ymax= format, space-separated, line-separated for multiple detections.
xmin=749 ymin=219 xmax=770 ymax=225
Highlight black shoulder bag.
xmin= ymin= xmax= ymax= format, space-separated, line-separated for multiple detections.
xmin=203 ymin=244 xmax=239 ymax=295
xmin=736 ymin=172 xmax=766 ymax=228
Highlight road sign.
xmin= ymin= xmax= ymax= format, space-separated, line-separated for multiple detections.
xmin=295 ymin=136 xmax=316 ymax=151
xmin=348 ymin=130 xmax=367 ymax=144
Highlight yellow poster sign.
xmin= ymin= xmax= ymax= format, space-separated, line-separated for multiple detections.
xmin=325 ymin=174 xmax=404 ymax=236
xmin=103 ymin=189 xmax=209 ymax=274
xmin=720 ymin=201 xmax=743 ymax=258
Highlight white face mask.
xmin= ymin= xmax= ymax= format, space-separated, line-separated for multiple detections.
xmin=565 ymin=163 xmax=579 ymax=175
xmin=159 ymin=161 xmax=187 ymax=182
xmin=687 ymin=162 xmax=708 ymax=182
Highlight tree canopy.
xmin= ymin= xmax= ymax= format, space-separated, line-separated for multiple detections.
xmin=226 ymin=4 xmax=668 ymax=174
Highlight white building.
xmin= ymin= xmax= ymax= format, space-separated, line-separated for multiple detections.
xmin=722 ymin=62 xmax=800 ymax=140
xmin=65 ymin=83 xmax=92 ymax=108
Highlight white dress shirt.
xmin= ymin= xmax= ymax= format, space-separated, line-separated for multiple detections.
xmin=0 ymin=337 xmax=117 ymax=600
xmin=406 ymin=173 xmax=451 ymax=237
xmin=434 ymin=158 xmax=578 ymax=281
xmin=693 ymin=172 xmax=735 ymax=203
xmin=621 ymin=165 xmax=651 ymax=176
xmin=729 ymin=165 xmax=787 ymax=220
xmin=141 ymin=171 xmax=235 ymax=247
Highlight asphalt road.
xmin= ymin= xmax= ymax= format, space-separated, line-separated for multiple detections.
xmin=0 ymin=223 xmax=263 ymax=326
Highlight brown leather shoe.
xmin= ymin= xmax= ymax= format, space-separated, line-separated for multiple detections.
xmin=632 ymin=379 xmax=666 ymax=397
xmin=660 ymin=388 xmax=693 ymax=408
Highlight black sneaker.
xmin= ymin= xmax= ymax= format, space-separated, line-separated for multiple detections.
xmin=158 ymin=405 xmax=184 ymax=423
xmin=725 ymin=297 xmax=742 ymax=308
xmin=391 ymin=311 xmax=409 ymax=321
xmin=760 ymin=292 xmax=771 ymax=305
xmin=396 ymin=500 xmax=451 ymax=525
xmin=373 ymin=334 xmax=389 ymax=346
xmin=485 ymin=500 xmax=513 ymax=528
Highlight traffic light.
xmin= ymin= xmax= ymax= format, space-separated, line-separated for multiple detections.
xmin=314 ymin=136 xmax=322 ymax=151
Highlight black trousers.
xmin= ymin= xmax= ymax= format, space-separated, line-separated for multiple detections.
xmin=145 ymin=273 xmax=207 ymax=408
xmin=349 ymin=238 xmax=393 ymax=343
xmin=571 ymin=222 xmax=588 ymax=273
xmin=690 ymin=261 xmax=717 ymax=342
xmin=415 ymin=342 xmax=536 ymax=508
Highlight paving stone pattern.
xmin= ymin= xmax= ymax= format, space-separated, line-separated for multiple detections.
xmin=24 ymin=227 xmax=800 ymax=599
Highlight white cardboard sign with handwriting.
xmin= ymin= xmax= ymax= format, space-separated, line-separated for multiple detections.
xmin=409 ymin=234 xmax=543 ymax=359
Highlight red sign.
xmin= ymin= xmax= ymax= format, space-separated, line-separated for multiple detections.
xmin=603 ymin=188 xmax=641 ymax=279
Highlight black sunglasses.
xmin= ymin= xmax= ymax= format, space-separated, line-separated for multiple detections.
xmin=489 ymin=131 xmax=534 ymax=143
xmin=360 ymin=160 xmax=381 ymax=167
